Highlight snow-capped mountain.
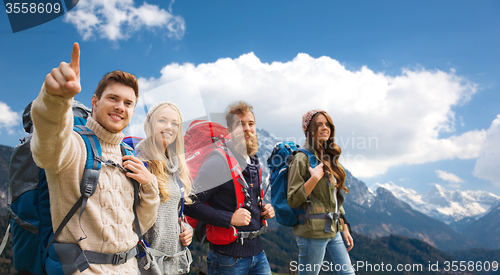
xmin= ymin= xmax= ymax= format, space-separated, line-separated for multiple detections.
xmin=256 ymin=128 xmax=283 ymax=203
xmin=255 ymin=128 xmax=498 ymax=250
xmin=461 ymin=203 xmax=500 ymax=249
xmin=343 ymin=178 xmax=482 ymax=251
xmin=369 ymin=182 xmax=500 ymax=224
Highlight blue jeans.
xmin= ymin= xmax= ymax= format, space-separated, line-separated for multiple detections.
xmin=206 ymin=250 xmax=272 ymax=275
xmin=295 ymin=233 xmax=355 ymax=275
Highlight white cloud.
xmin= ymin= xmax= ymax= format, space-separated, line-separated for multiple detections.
xmin=125 ymin=77 xmax=207 ymax=138
xmin=435 ymin=170 xmax=464 ymax=185
xmin=473 ymin=115 xmax=500 ymax=186
xmin=0 ymin=102 xmax=20 ymax=134
xmin=64 ymin=0 xmax=185 ymax=41
xmin=131 ymin=52 xmax=486 ymax=178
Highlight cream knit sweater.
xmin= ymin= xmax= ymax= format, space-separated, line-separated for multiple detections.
xmin=31 ymin=86 xmax=160 ymax=274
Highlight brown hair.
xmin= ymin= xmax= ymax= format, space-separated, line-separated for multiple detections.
xmin=225 ymin=101 xmax=255 ymax=129
xmin=94 ymin=71 xmax=139 ymax=101
xmin=306 ymin=112 xmax=348 ymax=193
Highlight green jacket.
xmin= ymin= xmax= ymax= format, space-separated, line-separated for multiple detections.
xmin=287 ymin=143 xmax=345 ymax=239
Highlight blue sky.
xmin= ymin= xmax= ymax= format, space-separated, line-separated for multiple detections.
xmin=0 ymin=0 xmax=499 ymax=195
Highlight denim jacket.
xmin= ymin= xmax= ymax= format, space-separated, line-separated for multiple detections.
xmin=287 ymin=143 xmax=345 ymax=239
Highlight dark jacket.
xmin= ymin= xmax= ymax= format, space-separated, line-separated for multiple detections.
xmin=184 ymin=145 xmax=264 ymax=257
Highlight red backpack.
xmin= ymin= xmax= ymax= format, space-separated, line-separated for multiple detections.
xmin=184 ymin=120 xmax=267 ymax=245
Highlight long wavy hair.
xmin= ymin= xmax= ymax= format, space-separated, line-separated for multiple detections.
xmin=306 ymin=112 xmax=348 ymax=193
xmin=137 ymin=102 xmax=192 ymax=204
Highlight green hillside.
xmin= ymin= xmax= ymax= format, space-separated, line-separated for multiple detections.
xmin=187 ymin=226 xmax=482 ymax=275
xmin=0 ymin=217 xmax=14 ymax=275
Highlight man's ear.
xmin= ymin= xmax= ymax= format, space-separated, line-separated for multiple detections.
xmin=90 ymin=95 xmax=98 ymax=118
xmin=227 ymin=126 xmax=232 ymax=133
xmin=91 ymin=94 xmax=98 ymax=109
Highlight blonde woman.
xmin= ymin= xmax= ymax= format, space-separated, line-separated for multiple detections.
xmin=137 ymin=102 xmax=193 ymax=275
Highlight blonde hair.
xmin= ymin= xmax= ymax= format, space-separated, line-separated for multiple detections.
xmin=137 ymin=102 xmax=192 ymax=204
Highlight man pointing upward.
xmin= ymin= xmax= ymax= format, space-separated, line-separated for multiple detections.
xmin=31 ymin=43 xmax=160 ymax=274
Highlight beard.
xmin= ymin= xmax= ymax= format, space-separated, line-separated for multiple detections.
xmin=245 ymin=131 xmax=259 ymax=156
xmin=231 ymin=130 xmax=259 ymax=157
xmin=231 ymin=130 xmax=247 ymax=157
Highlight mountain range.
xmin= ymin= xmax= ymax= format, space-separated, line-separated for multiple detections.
xmin=0 ymin=145 xmax=12 ymax=216
xmin=254 ymin=128 xmax=500 ymax=251
xmin=459 ymin=203 xmax=500 ymax=250
xmin=341 ymin=172 xmax=481 ymax=251
xmin=367 ymin=181 xmax=500 ymax=250
xmin=369 ymin=181 xmax=500 ymax=224
xmin=1 ymin=128 xmax=500 ymax=274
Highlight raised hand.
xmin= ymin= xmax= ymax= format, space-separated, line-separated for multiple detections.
xmin=44 ymin=42 xmax=81 ymax=98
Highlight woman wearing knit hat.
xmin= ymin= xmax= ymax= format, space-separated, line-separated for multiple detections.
xmin=136 ymin=102 xmax=193 ymax=275
xmin=287 ymin=110 xmax=355 ymax=275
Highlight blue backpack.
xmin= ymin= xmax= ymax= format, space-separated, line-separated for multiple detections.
xmin=267 ymin=141 xmax=318 ymax=227
xmin=267 ymin=142 xmax=353 ymax=234
xmin=1 ymin=101 xmax=143 ymax=275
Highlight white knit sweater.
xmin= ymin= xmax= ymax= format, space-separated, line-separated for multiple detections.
xmin=139 ymin=174 xmax=192 ymax=275
xmin=31 ymin=85 xmax=160 ymax=274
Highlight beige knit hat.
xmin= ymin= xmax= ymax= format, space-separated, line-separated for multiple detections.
xmin=144 ymin=102 xmax=182 ymax=132
xmin=302 ymin=109 xmax=328 ymax=133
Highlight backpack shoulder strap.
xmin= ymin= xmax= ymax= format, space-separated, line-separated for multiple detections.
xmin=257 ymin=165 xmax=269 ymax=227
xmin=46 ymin=125 xmax=102 ymax=250
xmin=120 ymin=141 xmax=134 ymax=156
xmin=75 ymin=125 xmax=102 ymax=193
xmin=296 ymin=148 xmax=319 ymax=168
xmin=176 ymin=172 xmax=185 ymax=218
xmin=119 ymin=141 xmax=145 ymax=241
xmin=258 ymin=165 xmax=263 ymax=197
xmin=211 ymin=147 xmax=248 ymax=210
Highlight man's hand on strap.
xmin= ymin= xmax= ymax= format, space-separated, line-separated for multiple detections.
xmin=231 ymin=208 xmax=251 ymax=226
xmin=261 ymin=204 xmax=275 ymax=220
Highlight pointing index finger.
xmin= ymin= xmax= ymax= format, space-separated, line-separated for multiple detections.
xmin=70 ymin=42 xmax=80 ymax=74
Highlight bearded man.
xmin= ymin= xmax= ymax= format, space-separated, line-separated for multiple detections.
xmin=184 ymin=101 xmax=275 ymax=275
